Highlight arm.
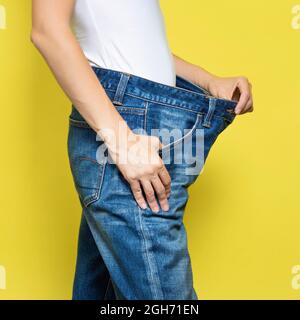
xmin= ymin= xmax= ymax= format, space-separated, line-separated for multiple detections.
xmin=31 ymin=0 xmax=128 ymax=139
xmin=31 ymin=0 xmax=171 ymax=213
xmin=172 ymin=54 xmax=253 ymax=114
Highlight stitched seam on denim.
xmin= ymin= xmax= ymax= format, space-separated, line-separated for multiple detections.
xmin=113 ymin=74 xmax=130 ymax=105
xmin=104 ymin=89 xmax=200 ymax=114
xmin=105 ymin=88 xmax=234 ymax=120
xmin=122 ymin=93 xmax=200 ymax=114
xmin=160 ymin=113 xmax=202 ymax=153
xmin=92 ymin=65 xmax=237 ymax=105
xmin=121 ymin=93 xmax=234 ymax=120
xmin=203 ymin=98 xmax=216 ymax=127
xmin=83 ymin=160 xmax=107 ymax=207
xmin=134 ymin=210 xmax=156 ymax=298
xmin=103 ymin=83 xmax=237 ymax=104
xmin=94 ymin=66 xmax=209 ymax=100
xmin=144 ymin=101 xmax=148 ymax=134
xmin=76 ymin=156 xmax=100 ymax=164
xmin=140 ymin=217 xmax=164 ymax=299
xmin=69 ymin=118 xmax=87 ymax=123
xmin=120 ymin=75 xmax=130 ymax=101
xmin=70 ymin=108 xmax=145 ymax=128
xmin=69 ymin=118 xmax=91 ymax=128
xmin=136 ymin=208 xmax=163 ymax=299
xmin=104 ymin=79 xmax=216 ymax=102
xmin=93 ymin=160 xmax=106 ymax=206
xmin=115 ymin=83 xmax=125 ymax=104
xmin=115 ymin=106 xmax=145 ymax=115
xmin=103 ymin=278 xmax=112 ymax=300
xmin=113 ymin=76 xmax=124 ymax=104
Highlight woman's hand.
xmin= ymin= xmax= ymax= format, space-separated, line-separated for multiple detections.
xmin=172 ymin=55 xmax=253 ymax=115
xmin=207 ymin=76 xmax=254 ymax=115
xmin=105 ymin=131 xmax=171 ymax=213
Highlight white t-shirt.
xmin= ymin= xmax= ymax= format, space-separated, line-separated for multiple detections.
xmin=71 ymin=0 xmax=176 ymax=86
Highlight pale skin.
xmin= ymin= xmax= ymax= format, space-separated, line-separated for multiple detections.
xmin=31 ymin=0 xmax=253 ymax=213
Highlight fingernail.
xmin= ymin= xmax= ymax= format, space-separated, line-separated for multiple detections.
xmin=153 ymin=207 xmax=159 ymax=213
xmin=141 ymin=203 xmax=147 ymax=210
xmin=163 ymin=202 xmax=169 ymax=211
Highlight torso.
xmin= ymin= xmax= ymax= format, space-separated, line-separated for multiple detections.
xmin=71 ymin=0 xmax=176 ymax=86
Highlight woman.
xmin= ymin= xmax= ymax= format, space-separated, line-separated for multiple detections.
xmin=31 ymin=0 xmax=253 ymax=300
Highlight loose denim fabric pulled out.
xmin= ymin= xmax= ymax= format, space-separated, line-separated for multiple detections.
xmin=68 ymin=66 xmax=237 ymax=300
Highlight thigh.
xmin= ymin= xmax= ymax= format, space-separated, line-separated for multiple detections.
xmin=83 ymin=184 xmax=198 ymax=300
xmin=67 ymin=101 xmax=198 ymax=300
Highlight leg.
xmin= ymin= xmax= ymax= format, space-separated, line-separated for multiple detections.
xmin=68 ymin=105 xmax=199 ymax=300
xmin=72 ymin=211 xmax=116 ymax=300
xmin=83 ymin=162 xmax=198 ymax=300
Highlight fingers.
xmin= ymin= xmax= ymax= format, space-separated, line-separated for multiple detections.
xmin=140 ymin=144 xmax=170 ymax=213
xmin=158 ymin=166 xmax=171 ymax=198
xmin=240 ymin=98 xmax=254 ymax=114
xmin=130 ymin=174 xmax=170 ymax=212
xmin=150 ymin=175 xmax=169 ymax=212
xmin=130 ymin=180 xmax=147 ymax=210
xmin=139 ymin=171 xmax=170 ymax=213
xmin=234 ymin=77 xmax=253 ymax=115
xmin=140 ymin=179 xmax=160 ymax=213
xmin=123 ymin=134 xmax=171 ymax=213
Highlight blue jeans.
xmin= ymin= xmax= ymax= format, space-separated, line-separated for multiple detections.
xmin=68 ymin=66 xmax=237 ymax=300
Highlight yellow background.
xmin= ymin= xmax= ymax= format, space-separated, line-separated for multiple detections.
xmin=0 ymin=0 xmax=300 ymax=300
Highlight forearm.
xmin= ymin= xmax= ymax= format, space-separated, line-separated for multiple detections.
xmin=172 ymin=53 xmax=217 ymax=91
xmin=31 ymin=28 xmax=131 ymax=144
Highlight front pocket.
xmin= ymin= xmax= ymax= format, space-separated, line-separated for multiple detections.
xmin=116 ymin=106 xmax=146 ymax=135
xmin=159 ymin=113 xmax=202 ymax=153
xmin=70 ymin=156 xmax=106 ymax=207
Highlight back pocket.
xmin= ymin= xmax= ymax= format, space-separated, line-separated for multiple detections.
xmin=70 ymin=156 xmax=106 ymax=207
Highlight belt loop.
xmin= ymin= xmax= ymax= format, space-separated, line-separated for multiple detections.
xmin=202 ymin=97 xmax=217 ymax=128
xmin=113 ymin=73 xmax=130 ymax=106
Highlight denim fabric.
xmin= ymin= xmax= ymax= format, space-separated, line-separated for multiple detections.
xmin=68 ymin=66 xmax=237 ymax=300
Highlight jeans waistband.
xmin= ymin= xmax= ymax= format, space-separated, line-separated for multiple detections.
xmin=92 ymin=66 xmax=238 ymax=122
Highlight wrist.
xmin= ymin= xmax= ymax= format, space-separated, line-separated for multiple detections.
xmin=97 ymin=125 xmax=136 ymax=160
xmin=194 ymin=67 xmax=219 ymax=93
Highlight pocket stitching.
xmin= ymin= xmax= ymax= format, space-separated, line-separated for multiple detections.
xmin=69 ymin=117 xmax=90 ymax=129
xmin=115 ymin=106 xmax=146 ymax=115
xmin=72 ymin=156 xmax=107 ymax=207
xmin=160 ymin=113 xmax=202 ymax=153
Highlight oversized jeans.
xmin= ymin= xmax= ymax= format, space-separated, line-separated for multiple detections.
xmin=68 ymin=66 xmax=237 ymax=300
